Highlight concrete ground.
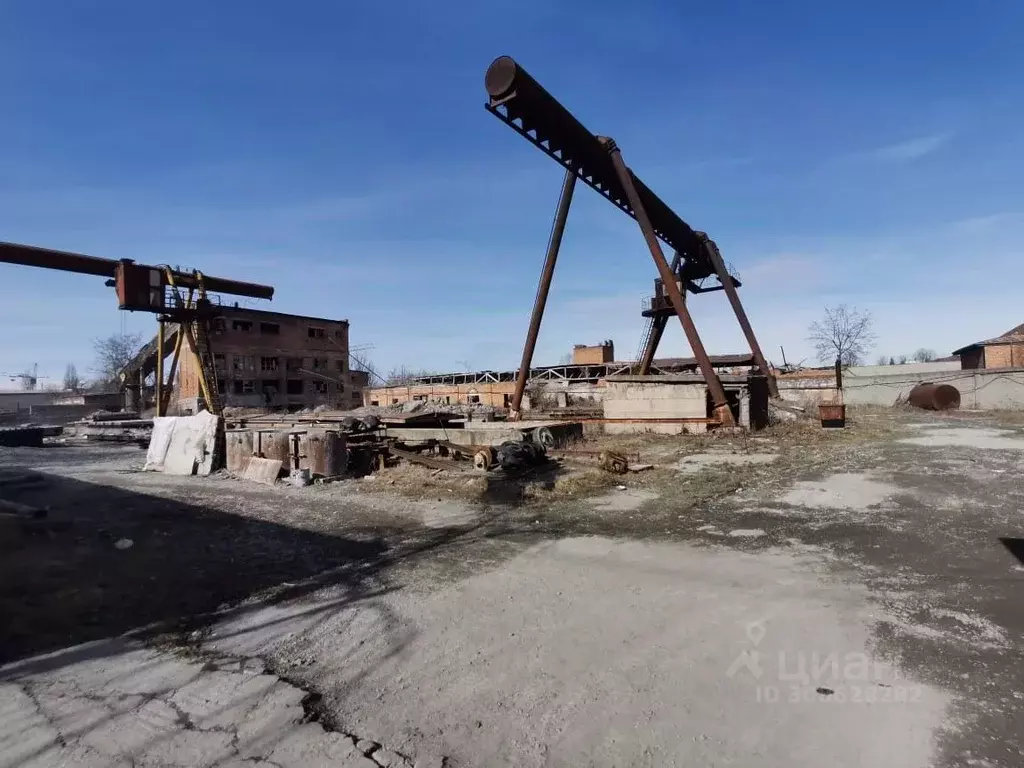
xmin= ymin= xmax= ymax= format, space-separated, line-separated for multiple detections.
xmin=1 ymin=409 xmax=1022 ymax=767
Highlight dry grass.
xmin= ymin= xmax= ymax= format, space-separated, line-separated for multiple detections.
xmin=982 ymin=409 xmax=1024 ymax=427
xmin=357 ymin=404 xmax=905 ymax=508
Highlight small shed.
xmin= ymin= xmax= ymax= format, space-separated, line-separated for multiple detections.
xmin=953 ymin=323 xmax=1024 ymax=370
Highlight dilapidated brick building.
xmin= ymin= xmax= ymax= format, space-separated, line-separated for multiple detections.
xmin=175 ymin=307 xmax=362 ymax=412
xmin=953 ymin=323 xmax=1024 ymax=370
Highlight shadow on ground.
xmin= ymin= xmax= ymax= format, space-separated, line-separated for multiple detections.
xmin=0 ymin=463 xmax=484 ymax=666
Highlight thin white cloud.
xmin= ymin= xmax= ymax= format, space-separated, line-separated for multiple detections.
xmin=854 ymin=131 xmax=953 ymax=163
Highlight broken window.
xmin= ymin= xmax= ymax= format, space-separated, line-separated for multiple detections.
xmin=469 ymin=395 xmax=481 ymax=404
xmin=312 ymin=358 xmax=327 ymax=372
xmin=213 ymin=354 xmax=226 ymax=373
xmin=412 ymin=394 xmax=427 ymax=401
xmin=232 ymin=320 xmax=253 ymax=332
xmin=285 ymin=357 xmax=302 ymax=372
xmin=217 ymin=379 xmax=226 ymax=394
xmin=335 ymin=359 xmax=346 ymax=373
xmin=313 ymin=381 xmax=329 ymax=394
xmin=260 ymin=356 xmax=279 ymax=372
xmin=308 ymin=326 xmax=325 ymax=339
xmin=233 ymin=355 xmax=255 ymax=372
xmin=286 ymin=379 xmax=304 ymax=395
xmin=212 ymin=317 xmax=227 ymax=333
xmin=261 ymin=381 xmax=278 ymax=394
xmin=260 ymin=322 xmax=280 ymax=335
xmin=370 ymin=400 xmax=379 ymax=407
xmin=233 ymin=380 xmax=243 ymax=395
xmin=234 ymin=379 xmax=255 ymax=394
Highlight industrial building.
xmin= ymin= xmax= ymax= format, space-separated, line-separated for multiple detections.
xmin=173 ymin=306 xmax=363 ymax=413
xmin=364 ymin=344 xmax=758 ymax=412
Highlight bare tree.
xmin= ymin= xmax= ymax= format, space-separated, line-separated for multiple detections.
xmin=92 ymin=332 xmax=144 ymax=388
xmin=385 ymin=365 xmax=438 ymax=385
xmin=896 ymin=354 xmax=908 ymax=365
xmin=912 ymin=348 xmax=937 ymax=363
xmin=807 ymin=305 xmax=876 ymax=366
xmin=63 ymin=363 xmax=81 ymax=392
xmin=875 ymin=354 xmax=889 ymax=366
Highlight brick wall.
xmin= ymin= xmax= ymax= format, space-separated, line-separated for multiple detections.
xmin=572 ymin=342 xmax=614 ymax=365
xmin=175 ymin=307 xmax=358 ymax=410
xmin=983 ymin=343 xmax=1024 ymax=369
xmin=365 ymin=381 xmax=517 ymax=408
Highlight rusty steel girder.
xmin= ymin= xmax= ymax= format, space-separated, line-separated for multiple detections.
xmin=0 ymin=241 xmax=274 ymax=301
xmin=485 ymin=55 xmax=728 ymax=283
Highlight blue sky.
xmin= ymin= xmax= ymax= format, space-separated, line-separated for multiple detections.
xmin=2 ymin=0 xmax=1023 ymax=386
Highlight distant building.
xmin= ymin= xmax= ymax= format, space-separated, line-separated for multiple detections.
xmin=953 ymin=323 xmax=1024 ymax=370
xmin=572 ymin=340 xmax=614 ymax=365
xmin=175 ymin=306 xmax=363 ymax=413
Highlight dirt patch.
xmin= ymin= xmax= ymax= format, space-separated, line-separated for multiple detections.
xmin=675 ymin=452 xmax=778 ymax=473
xmin=589 ymin=488 xmax=659 ymax=512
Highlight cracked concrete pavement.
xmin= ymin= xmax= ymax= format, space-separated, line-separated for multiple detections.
xmin=0 ymin=638 xmax=435 ymax=768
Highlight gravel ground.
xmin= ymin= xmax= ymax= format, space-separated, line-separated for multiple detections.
xmin=1 ymin=408 xmax=1022 ymax=766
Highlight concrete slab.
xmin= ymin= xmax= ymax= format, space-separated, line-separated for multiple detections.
xmin=144 ymin=412 xmax=220 ymax=476
xmin=241 ymin=457 xmax=283 ymax=486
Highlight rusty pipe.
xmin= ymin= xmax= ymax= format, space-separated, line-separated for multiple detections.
xmin=908 ymin=383 xmax=961 ymax=411
xmin=509 ymin=167 xmax=577 ymax=420
xmin=602 ymin=138 xmax=734 ymax=426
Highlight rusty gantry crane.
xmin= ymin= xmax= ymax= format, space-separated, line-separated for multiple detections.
xmin=0 ymin=241 xmax=274 ymax=416
xmin=483 ymin=56 xmax=777 ymax=425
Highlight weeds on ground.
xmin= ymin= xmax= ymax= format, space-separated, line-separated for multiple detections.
xmin=358 ymin=404 xmax=905 ymax=509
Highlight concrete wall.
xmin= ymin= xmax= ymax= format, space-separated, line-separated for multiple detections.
xmin=602 ymin=381 xmax=708 ymax=435
xmin=0 ymin=391 xmax=59 ymax=410
xmin=779 ymin=367 xmax=1024 ymax=409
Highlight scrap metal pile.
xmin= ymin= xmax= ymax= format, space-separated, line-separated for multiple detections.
xmin=224 ymin=409 xmax=560 ymax=486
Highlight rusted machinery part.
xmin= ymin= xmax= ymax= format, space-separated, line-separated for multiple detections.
xmin=598 ymin=450 xmax=629 ymax=474
xmin=532 ymin=426 xmax=555 ymax=448
xmin=497 ymin=440 xmax=547 ymax=470
xmin=908 ymin=383 xmax=961 ymax=411
xmin=473 ymin=447 xmax=495 ymax=471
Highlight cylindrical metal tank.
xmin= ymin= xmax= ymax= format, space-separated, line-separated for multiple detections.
xmin=908 ymin=383 xmax=961 ymax=411
xmin=300 ymin=430 xmax=348 ymax=478
xmin=225 ymin=430 xmax=254 ymax=473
